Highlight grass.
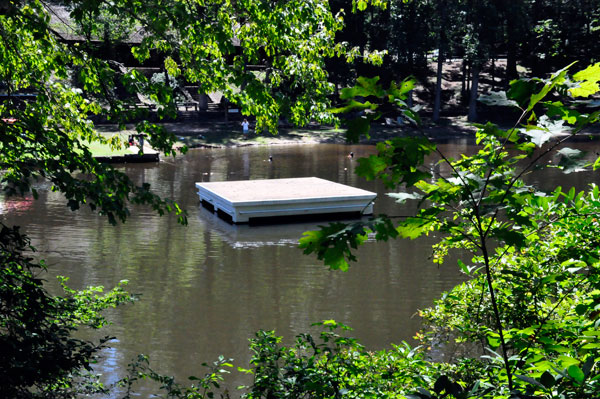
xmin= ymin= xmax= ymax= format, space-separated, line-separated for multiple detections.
xmin=84 ymin=132 xmax=137 ymax=157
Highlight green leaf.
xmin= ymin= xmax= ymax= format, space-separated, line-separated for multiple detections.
xmin=573 ymin=62 xmax=600 ymax=82
xmin=540 ymin=371 xmax=556 ymax=388
xmin=546 ymin=345 xmax=571 ymax=353
xmin=569 ymin=81 xmax=600 ymax=98
xmin=567 ymin=365 xmax=585 ymax=383
xmin=387 ymin=192 xmax=423 ymax=204
xmin=299 ymin=222 xmax=369 ymax=270
xmin=340 ymin=76 xmax=384 ymax=99
xmin=527 ymin=63 xmax=574 ymax=111
xmin=545 ymin=101 xmax=581 ymax=124
xmin=346 ymin=116 xmax=373 ymax=143
xmin=491 ymin=227 xmax=526 ymax=248
xmin=475 ymin=122 xmax=519 ymax=143
xmin=516 ymin=375 xmax=545 ymax=388
xmin=329 ymin=100 xmax=378 ymax=114
xmin=515 ymin=141 xmax=536 ymax=155
xmin=581 ymin=343 xmax=600 ymax=349
xmin=355 ymin=0 xmax=368 ymax=11
xmin=575 ymin=304 xmax=589 ymax=315
xmin=354 ymin=137 xmax=435 ymax=188
xmin=570 ymin=63 xmax=600 ymax=97
xmin=356 ymin=155 xmax=389 ymax=181
xmin=487 ymin=334 xmax=501 ymax=349
xmin=387 ymin=78 xmax=415 ymax=101
xmin=457 ymin=259 xmax=470 ymax=275
xmin=593 ymin=155 xmax=600 ymax=171
xmin=396 ymin=217 xmax=436 ymax=240
xmin=507 ymin=79 xmax=538 ymax=108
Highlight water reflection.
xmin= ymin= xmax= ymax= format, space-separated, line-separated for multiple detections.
xmin=200 ymin=209 xmax=319 ymax=248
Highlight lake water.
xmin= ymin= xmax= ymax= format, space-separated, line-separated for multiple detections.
xmin=1 ymin=140 xmax=599 ymax=396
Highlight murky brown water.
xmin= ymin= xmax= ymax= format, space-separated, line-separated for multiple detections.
xmin=1 ymin=140 xmax=599 ymax=396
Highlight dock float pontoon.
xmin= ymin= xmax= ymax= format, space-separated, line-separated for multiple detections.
xmin=195 ymin=177 xmax=377 ymax=224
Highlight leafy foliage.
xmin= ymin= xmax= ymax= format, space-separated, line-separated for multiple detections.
xmin=0 ymin=224 xmax=134 ymax=398
xmin=331 ymin=76 xmax=419 ymax=142
xmin=59 ymin=0 xmax=345 ymax=132
xmin=300 ymin=217 xmax=398 ymax=271
xmin=420 ymin=186 xmax=600 ymax=397
xmin=0 ymin=0 xmax=187 ymax=225
xmin=241 ymin=321 xmax=443 ymax=399
xmin=303 ymin=63 xmax=600 ymax=398
xmin=117 ymin=354 xmax=233 ymax=399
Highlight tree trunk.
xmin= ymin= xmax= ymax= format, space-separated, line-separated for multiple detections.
xmin=505 ymin=5 xmax=519 ymax=87
xmin=432 ymin=0 xmax=446 ymax=123
xmin=198 ymin=94 xmax=208 ymax=111
xmin=102 ymin=23 xmax=115 ymax=61
xmin=468 ymin=63 xmax=479 ymax=122
xmin=461 ymin=59 xmax=467 ymax=102
xmin=491 ymin=57 xmax=496 ymax=90
xmin=433 ymin=50 xmax=444 ymax=122
xmin=506 ymin=41 xmax=518 ymax=88
xmin=467 ymin=64 xmax=471 ymax=93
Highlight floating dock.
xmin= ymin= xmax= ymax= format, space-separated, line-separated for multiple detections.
xmin=95 ymin=152 xmax=159 ymax=163
xmin=195 ymin=177 xmax=377 ymax=224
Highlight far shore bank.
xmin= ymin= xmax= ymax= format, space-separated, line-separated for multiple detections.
xmin=96 ymin=115 xmax=600 ymax=158
xmin=97 ymin=115 xmax=479 ymax=154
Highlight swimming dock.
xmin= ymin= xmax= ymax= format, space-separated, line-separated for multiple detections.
xmin=195 ymin=177 xmax=377 ymax=223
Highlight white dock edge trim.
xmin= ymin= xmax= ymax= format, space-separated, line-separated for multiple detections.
xmin=238 ymin=203 xmax=372 ymax=215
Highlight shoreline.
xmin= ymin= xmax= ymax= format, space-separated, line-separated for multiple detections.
xmin=98 ymin=116 xmax=479 ymax=153
xmin=97 ymin=115 xmax=600 ymax=158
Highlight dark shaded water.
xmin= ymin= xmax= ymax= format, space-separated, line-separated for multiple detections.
xmin=1 ymin=141 xmax=599 ymax=396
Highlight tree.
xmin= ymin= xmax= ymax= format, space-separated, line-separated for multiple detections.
xmin=300 ymin=62 xmax=600 ymax=397
xmin=499 ymin=1 xmax=529 ymax=86
xmin=522 ymin=0 xmax=600 ymax=76
xmin=455 ymin=0 xmax=501 ymax=121
xmin=327 ymin=0 xmax=600 ymax=123
xmin=0 ymin=0 xmax=348 ymax=395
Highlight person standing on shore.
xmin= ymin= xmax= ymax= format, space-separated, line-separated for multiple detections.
xmin=242 ymin=119 xmax=249 ymax=136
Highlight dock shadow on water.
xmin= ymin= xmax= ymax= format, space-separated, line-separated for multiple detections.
xmin=197 ymin=203 xmax=368 ymax=249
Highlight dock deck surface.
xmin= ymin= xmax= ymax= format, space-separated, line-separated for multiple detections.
xmin=196 ymin=177 xmax=376 ymax=223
